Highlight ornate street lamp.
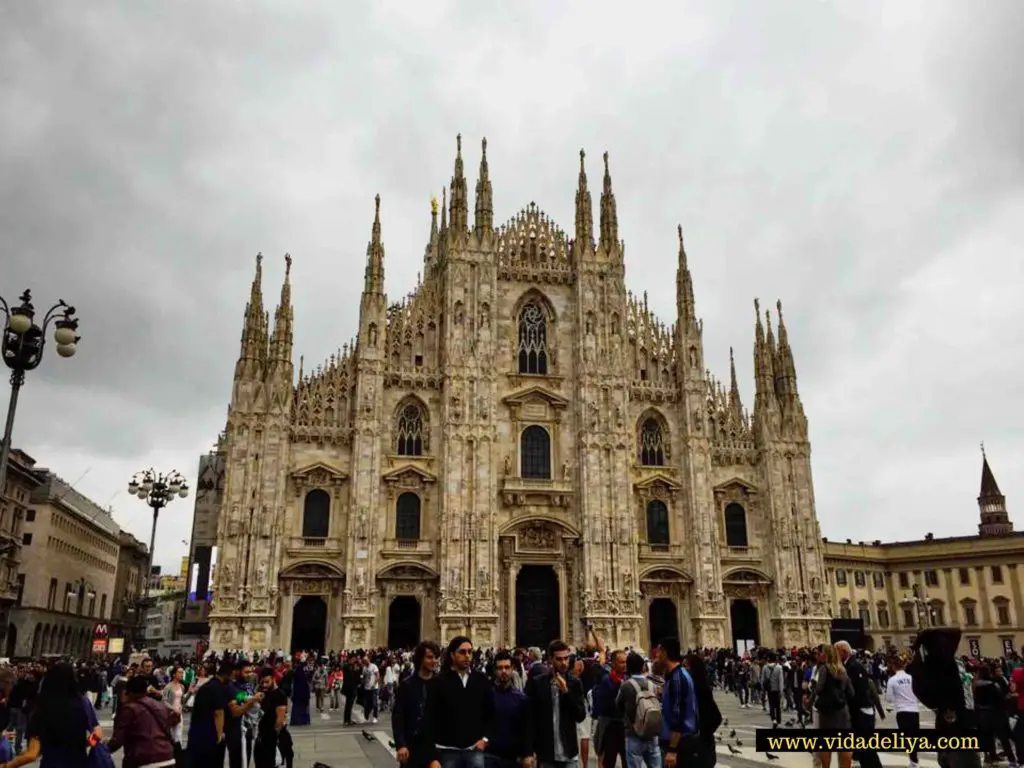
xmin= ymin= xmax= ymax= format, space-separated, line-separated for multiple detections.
xmin=128 ymin=469 xmax=189 ymax=600
xmin=0 ymin=290 xmax=80 ymax=496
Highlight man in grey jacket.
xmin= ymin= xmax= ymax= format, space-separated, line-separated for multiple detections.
xmin=615 ymin=652 xmax=662 ymax=768
xmin=761 ymin=654 xmax=785 ymax=726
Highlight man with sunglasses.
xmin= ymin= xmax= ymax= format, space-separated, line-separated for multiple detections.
xmin=425 ymin=636 xmax=495 ymax=768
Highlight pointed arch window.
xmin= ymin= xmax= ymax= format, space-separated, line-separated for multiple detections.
xmin=302 ymin=489 xmax=330 ymax=539
xmin=646 ymin=500 xmax=669 ymax=546
xmin=520 ymin=425 xmax=551 ymax=480
xmin=396 ymin=402 xmax=426 ymax=456
xmin=639 ymin=418 xmax=666 ymax=466
xmin=518 ymin=302 xmax=548 ymax=375
xmin=724 ymin=502 xmax=748 ymax=547
xmin=395 ymin=493 xmax=421 ymax=541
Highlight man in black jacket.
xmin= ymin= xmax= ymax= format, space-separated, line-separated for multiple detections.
xmin=393 ymin=641 xmax=441 ymax=768
xmin=425 ymin=635 xmax=494 ymax=768
xmin=836 ymin=641 xmax=883 ymax=768
xmin=524 ymin=639 xmax=587 ymax=768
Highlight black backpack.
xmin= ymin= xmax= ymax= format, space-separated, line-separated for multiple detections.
xmin=908 ymin=628 xmax=964 ymax=712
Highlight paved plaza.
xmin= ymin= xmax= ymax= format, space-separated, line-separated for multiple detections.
xmin=97 ymin=691 xmax=942 ymax=768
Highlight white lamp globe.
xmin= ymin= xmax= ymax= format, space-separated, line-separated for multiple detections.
xmin=54 ymin=325 xmax=76 ymax=345
xmin=179 ymin=486 xmax=189 ymax=498
xmin=7 ymin=312 xmax=32 ymax=334
xmin=56 ymin=343 xmax=76 ymax=358
xmin=128 ymin=481 xmax=139 ymax=495
xmin=136 ymin=488 xmax=148 ymax=499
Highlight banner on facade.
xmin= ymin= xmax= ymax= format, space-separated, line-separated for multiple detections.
xmin=108 ymin=638 xmax=124 ymax=653
xmin=968 ymin=637 xmax=981 ymax=657
xmin=92 ymin=639 xmax=108 ymax=654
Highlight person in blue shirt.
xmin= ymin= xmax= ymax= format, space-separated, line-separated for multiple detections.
xmin=655 ymin=638 xmax=698 ymax=768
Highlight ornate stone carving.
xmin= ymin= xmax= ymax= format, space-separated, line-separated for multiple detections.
xmin=518 ymin=525 xmax=556 ymax=550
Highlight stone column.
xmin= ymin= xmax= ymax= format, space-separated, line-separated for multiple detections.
xmin=976 ymin=567 xmax=992 ymax=627
xmin=508 ymin=563 xmax=520 ymax=645
xmin=555 ymin=562 xmax=567 ymax=640
xmin=943 ymin=569 xmax=959 ymax=627
xmin=279 ymin=589 xmax=294 ymax=651
xmin=1008 ymin=565 xmax=1024 ymax=629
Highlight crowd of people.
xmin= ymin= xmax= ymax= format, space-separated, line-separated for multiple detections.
xmin=0 ymin=627 xmax=1018 ymax=768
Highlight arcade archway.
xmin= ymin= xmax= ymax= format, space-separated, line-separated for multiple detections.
xmin=291 ymin=596 xmax=327 ymax=654
xmin=648 ymin=598 xmax=678 ymax=649
xmin=730 ymin=598 xmax=760 ymax=653
xmin=516 ymin=565 xmax=559 ymax=648
xmin=387 ymin=596 xmax=421 ymax=649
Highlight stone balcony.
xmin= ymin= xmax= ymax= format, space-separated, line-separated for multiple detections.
xmin=500 ymin=476 xmax=574 ymax=508
xmin=285 ymin=537 xmax=345 ymax=558
xmin=380 ymin=538 xmax=433 ymax=558
xmin=638 ymin=542 xmax=686 ymax=561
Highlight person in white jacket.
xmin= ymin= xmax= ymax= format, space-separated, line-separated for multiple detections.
xmin=885 ymin=657 xmax=921 ymax=768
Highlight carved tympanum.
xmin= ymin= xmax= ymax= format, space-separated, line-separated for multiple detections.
xmin=518 ymin=525 xmax=556 ymax=550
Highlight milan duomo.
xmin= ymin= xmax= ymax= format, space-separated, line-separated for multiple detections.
xmin=207 ymin=137 xmax=833 ymax=654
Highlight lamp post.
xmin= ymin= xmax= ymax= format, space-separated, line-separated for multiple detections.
xmin=129 ymin=469 xmax=189 ymax=601
xmin=0 ymin=290 xmax=80 ymax=496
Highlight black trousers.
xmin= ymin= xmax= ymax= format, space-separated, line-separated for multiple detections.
xmin=343 ymin=688 xmax=358 ymax=723
xmin=852 ymin=711 xmax=883 ymax=768
xmin=767 ymin=690 xmax=782 ymax=724
xmin=896 ymin=711 xmax=920 ymax=763
xmin=228 ymin=728 xmax=254 ymax=768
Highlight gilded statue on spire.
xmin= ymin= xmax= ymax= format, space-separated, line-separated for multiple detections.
xmin=431 ymin=196 xmax=438 ymax=215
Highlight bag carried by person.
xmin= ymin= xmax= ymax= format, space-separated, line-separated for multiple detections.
xmin=627 ymin=678 xmax=663 ymax=740
xmin=814 ymin=671 xmax=847 ymax=715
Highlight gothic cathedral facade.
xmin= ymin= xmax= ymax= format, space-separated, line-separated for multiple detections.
xmin=207 ymin=138 xmax=832 ymax=653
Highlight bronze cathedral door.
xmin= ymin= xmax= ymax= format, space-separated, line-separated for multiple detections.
xmin=515 ymin=565 xmax=559 ymax=648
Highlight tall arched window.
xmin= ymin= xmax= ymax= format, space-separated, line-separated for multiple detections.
xmin=639 ymin=417 xmax=666 ymax=466
xmin=302 ymin=489 xmax=330 ymax=538
xmin=395 ymin=493 xmax=421 ymax=541
xmin=520 ymin=426 xmax=551 ymax=480
xmin=858 ymin=601 xmax=871 ymax=628
xmin=646 ymin=500 xmax=669 ymax=545
xmin=840 ymin=600 xmax=852 ymax=620
xmin=396 ymin=402 xmax=426 ymax=456
xmin=724 ymin=503 xmax=748 ymax=547
xmin=877 ymin=602 xmax=890 ymax=628
xmin=518 ymin=302 xmax=548 ymax=375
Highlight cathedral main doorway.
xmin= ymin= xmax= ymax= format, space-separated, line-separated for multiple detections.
xmin=291 ymin=596 xmax=327 ymax=654
xmin=648 ymin=598 xmax=678 ymax=650
xmin=387 ymin=596 xmax=421 ymax=649
xmin=730 ymin=598 xmax=759 ymax=654
xmin=516 ymin=565 xmax=559 ymax=648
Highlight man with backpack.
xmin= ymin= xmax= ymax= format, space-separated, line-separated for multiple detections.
xmin=616 ymin=652 xmax=662 ymax=768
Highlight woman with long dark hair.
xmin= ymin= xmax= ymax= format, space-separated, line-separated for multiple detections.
xmin=0 ymin=663 xmax=104 ymax=768
xmin=684 ymin=653 xmax=723 ymax=767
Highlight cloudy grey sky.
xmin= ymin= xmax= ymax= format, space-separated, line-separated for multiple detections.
xmin=2 ymin=1 xmax=1022 ymax=570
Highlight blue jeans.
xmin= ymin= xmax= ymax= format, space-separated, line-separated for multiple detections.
xmin=439 ymin=749 xmax=487 ymax=768
xmin=625 ymin=734 xmax=662 ymax=768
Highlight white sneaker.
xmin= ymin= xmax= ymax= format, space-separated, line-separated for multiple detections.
xmin=372 ymin=717 xmax=379 ymax=724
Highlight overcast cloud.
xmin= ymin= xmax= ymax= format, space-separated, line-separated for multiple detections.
xmin=2 ymin=0 xmax=1022 ymax=571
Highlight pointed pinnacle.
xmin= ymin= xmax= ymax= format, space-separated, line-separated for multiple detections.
xmin=374 ymin=193 xmax=381 ymax=220
xmin=284 ymin=253 xmax=292 ymax=276
xmin=457 ymin=133 xmax=462 ymax=153
xmin=481 ymin=136 xmax=487 ymax=157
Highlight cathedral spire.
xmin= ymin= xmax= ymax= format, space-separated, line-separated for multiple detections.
xmin=979 ymin=445 xmax=1013 ymax=537
xmin=425 ymin=196 xmax=439 ymax=277
xmin=474 ymin=137 xmax=493 ymax=238
xmin=728 ymin=346 xmax=744 ymax=418
xmin=752 ymin=298 xmax=778 ymax=431
xmin=676 ymin=225 xmax=697 ymax=327
xmin=774 ymin=299 xmax=800 ymax=397
xmin=268 ymin=254 xmax=294 ymax=368
xmin=449 ymin=134 xmax=469 ymax=236
xmin=575 ymin=149 xmax=594 ymax=247
xmin=363 ymin=195 xmax=385 ymax=295
xmin=236 ymin=253 xmax=268 ymax=380
xmin=598 ymin=151 xmax=619 ymax=254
